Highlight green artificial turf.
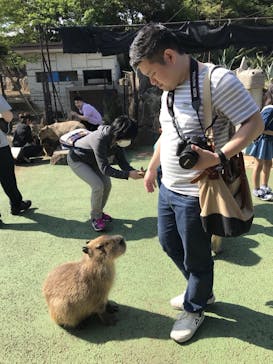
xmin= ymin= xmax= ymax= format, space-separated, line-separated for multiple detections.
xmin=0 ymin=149 xmax=272 ymax=364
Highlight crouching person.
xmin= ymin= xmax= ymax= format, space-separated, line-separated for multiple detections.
xmin=67 ymin=115 xmax=144 ymax=232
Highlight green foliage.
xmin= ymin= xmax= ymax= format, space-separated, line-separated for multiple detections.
xmin=215 ymin=48 xmax=244 ymax=69
xmin=0 ymin=0 xmax=273 ymax=76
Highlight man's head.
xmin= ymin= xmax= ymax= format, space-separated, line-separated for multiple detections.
xmin=19 ymin=113 xmax=32 ymax=125
xmin=129 ymin=23 xmax=187 ymax=91
xmin=74 ymin=96 xmax=84 ymax=109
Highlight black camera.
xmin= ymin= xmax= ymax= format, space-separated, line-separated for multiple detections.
xmin=176 ymin=136 xmax=211 ymax=169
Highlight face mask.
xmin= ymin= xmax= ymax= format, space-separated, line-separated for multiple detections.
xmin=116 ymin=139 xmax=131 ymax=148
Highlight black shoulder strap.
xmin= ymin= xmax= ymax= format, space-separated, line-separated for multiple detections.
xmin=167 ymin=57 xmax=205 ymax=137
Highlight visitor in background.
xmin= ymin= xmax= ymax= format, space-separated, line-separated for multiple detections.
xmin=248 ymin=85 xmax=273 ymax=201
xmin=0 ymin=96 xmax=31 ymax=225
xmin=71 ymin=96 xmax=102 ymax=131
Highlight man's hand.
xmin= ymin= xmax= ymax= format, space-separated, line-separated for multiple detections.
xmin=71 ymin=111 xmax=78 ymax=117
xmin=144 ymin=168 xmax=157 ymax=193
xmin=190 ymin=145 xmax=220 ymax=170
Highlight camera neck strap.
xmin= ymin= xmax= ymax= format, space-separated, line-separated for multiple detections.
xmin=167 ymin=57 xmax=205 ymax=140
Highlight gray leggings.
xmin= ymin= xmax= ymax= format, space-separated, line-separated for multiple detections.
xmin=67 ymin=153 xmax=111 ymax=220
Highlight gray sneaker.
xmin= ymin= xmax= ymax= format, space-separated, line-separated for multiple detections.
xmin=170 ymin=291 xmax=215 ymax=310
xmin=253 ymin=188 xmax=273 ymax=201
xmin=170 ymin=310 xmax=205 ymax=343
xmin=260 ymin=186 xmax=272 ymax=194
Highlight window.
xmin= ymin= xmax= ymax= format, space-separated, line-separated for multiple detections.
xmin=36 ymin=71 xmax=78 ymax=83
xmin=83 ymin=69 xmax=112 ymax=85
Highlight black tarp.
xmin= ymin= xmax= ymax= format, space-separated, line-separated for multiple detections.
xmin=58 ymin=22 xmax=273 ymax=55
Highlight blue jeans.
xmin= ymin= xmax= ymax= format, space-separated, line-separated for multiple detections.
xmin=158 ymin=183 xmax=214 ymax=313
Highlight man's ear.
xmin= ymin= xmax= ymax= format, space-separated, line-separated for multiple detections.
xmin=163 ymin=49 xmax=176 ymax=64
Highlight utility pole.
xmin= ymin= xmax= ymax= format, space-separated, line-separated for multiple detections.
xmin=38 ymin=26 xmax=54 ymax=124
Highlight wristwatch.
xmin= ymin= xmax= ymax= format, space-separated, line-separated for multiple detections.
xmin=217 ymin=150 xmax=229 ymax=166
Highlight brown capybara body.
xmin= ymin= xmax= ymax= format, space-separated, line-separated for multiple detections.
xmin=42 ymin=235 xmax=126 ymax=328
xmin=39 ymin=120 xmax=85 ymax=155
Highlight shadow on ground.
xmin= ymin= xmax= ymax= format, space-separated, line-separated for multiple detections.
xmin=63 ymin=302 xmax=273 ymax=351
xmin=213 ymin=236 xmax=261 ymax=267
xmin=1 ymin=208 xmax=158 ymax=241
xmin=200 ymin=302 xmax=273 ymax=351
xmin=65 ymin=304 xmax=173 ymax=343
xmin=251 ymin=203 xmax=273 ymax=236
xmin=212 ymin=202 xmax=273 ymax=267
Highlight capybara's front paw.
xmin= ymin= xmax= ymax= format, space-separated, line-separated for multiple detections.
xmin=99 ymin=311 xmax=118 ymax=325
xmin=106 ymin=301 xmax=119 ymax=313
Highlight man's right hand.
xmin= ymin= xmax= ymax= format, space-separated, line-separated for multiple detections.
xmin=144 ymin=168 xmax=157 ymax=193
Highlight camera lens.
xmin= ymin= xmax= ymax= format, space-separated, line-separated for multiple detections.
xmin=179 ymin=150 xmax=199 ymax=169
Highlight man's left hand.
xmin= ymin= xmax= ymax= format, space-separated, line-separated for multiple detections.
xmin=190 ymin=144 xmax=220 ymax=170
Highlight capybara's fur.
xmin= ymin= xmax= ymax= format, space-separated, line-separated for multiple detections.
xmin=42 ymin=235 xmax=126 ymax=328
xmin=39 ymin=120 xmax=86 ymax=155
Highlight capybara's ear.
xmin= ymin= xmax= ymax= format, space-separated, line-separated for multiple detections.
xmin=95 ymin=244 xmax=106 ymax=255
xmin=82 ymin=246 xmax=89 ymax=254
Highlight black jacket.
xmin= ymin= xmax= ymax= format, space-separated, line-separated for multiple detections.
xmin=12 ymin=124 xmax=33 ymax=147
xmin=70 ymin=125 xmax=134 ymax=179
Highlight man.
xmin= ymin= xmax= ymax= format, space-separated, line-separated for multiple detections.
xmin=0 ymin=95 xmax=31 ymax=225
xmin=71 ymin=96 xmax=102 ymax=131
xmin=129 ymin=23 xmax=264 ymax=343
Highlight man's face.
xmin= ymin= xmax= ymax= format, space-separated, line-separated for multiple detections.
xmin=137 ymin=49 xmax=183 ymax=91
xmin=74 ymin=100 xmax=83 ymax=109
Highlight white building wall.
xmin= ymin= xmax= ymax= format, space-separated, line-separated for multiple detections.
xmin=24 ymin=51 xmax=121 ymax=114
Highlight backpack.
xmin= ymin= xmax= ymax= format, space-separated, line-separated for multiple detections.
xmin=59 ymin=128 xmax=91 ymax=149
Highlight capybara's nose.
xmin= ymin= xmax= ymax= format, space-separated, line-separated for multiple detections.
xmin=82 ymin=247 xmax=89 ymax=254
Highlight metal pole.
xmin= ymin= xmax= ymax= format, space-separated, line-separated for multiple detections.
xmin=39 ymin=26 xmax=54 ymax=124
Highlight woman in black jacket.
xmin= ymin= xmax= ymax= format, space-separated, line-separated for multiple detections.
xmin=12 ymin=113 xmax=43 ymax=163
xmin=67 ymin=115 xmax=144 ymax=231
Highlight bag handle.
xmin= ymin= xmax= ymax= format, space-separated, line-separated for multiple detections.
xmin=202 ymin=69 xmax=213 ymax=132
xmin=202 ymin=65 xmax=222 ymax=145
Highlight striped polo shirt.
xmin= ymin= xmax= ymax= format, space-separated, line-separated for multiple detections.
xmin=159 ymin=63 xmax=259 ymax=196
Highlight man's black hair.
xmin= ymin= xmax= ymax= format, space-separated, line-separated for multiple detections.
xmin=129 ymin=23 xmax=185 ymax=70
xmin=74 ymin=96 xmax=84 ymax=102
xmin=19 ymin=113 xmax=32 ymax=124
xmin=110 ymin=115 xmax=138 ymax=140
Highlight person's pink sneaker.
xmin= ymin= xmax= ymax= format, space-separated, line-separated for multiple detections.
xmin=102 ymin=212 xmax=113 ymax=222
xmin=91 ymin=218 xmax=106 ymax=232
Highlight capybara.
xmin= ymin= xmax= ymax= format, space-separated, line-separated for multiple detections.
xmin=42 ymin=235 xmax=126 ymax=328
xmin=39 ymin=120 xmax=85 ymax=155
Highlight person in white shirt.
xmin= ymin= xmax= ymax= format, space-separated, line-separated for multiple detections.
xmin=129 ymin=23 xmax=264 ymax=344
